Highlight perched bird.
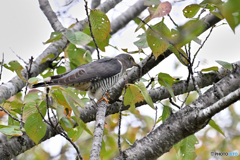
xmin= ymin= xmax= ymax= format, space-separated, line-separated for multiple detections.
xmin=32 ymin=54 xmax=137 ymax=103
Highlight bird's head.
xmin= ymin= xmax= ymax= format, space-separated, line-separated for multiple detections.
xmin=115 ymin=54 xmax=138 ymax=72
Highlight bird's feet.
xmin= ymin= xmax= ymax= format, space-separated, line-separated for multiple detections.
xmin=97 ymin=96 xmax=109 ymax=104
xmin=97 ymin=93 xmax=110 ymax=104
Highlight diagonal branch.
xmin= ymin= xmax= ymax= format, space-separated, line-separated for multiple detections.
xmin=110 ymin=0 xmax=147 ymax=34
xmin=39 ymin=0 xmax=65 ymax=32
xmin=91 ymin=0 xmax=101 ymax=9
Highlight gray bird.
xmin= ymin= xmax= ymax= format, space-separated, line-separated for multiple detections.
xmin=32 ymin=54 xmax=137 ymax=103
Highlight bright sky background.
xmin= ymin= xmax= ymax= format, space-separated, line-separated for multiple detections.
xmin=0 ymin=0 xmax=240 ymax=157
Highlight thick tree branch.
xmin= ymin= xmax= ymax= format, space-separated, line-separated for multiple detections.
xmin=91 ymin=0 xmax=101 ymax=9
xmin=90 ymin=101 xmax=107 ymax=160
xmin=110 ymin=0 xmax=147 ymax=34
xmin=39 ymin=0 xmax=65 ymax=32
xmin=200 ymin=88 xmax=240 ymax=118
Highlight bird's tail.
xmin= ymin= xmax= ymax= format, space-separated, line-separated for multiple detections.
xmin=31 ymin=82 xmax=52 ymax=88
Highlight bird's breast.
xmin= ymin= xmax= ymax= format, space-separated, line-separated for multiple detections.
xmin=67 ymin=82 xmax=91 ymax=91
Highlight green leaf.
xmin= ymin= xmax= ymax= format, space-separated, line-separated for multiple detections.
xmin=56 ymin=103 xmax=65 ymax=121
xmin=67 ymin=126 xmax=83 ymax=142
xmin=24 ymin=92 xmax=40 ymax=103
xmin=58 ymin=87 xmax=85 ymax=109
xmin=201 ymin=66 xmax=219 ymax=72
xmin=38 ymin=100 xmax=47 ymax=117
xmin=72 ymin=116 xmax=93 ymax=136
xmin=169 ymin=45 xmax=189 ymax=66
xmin=57 ymin=66 xmax=66 ymax=75
xmin=133 ymin=33 xmax=149 ymax=50
xmin=216 ymin=60 xmax=233 ymax=70
xmin=65 ymin=43 xmax=89 ymax=67
xmin=41 ymin=54 xmax=55 ymax=64
xmin=183 ymin=4 xmax=201 ymax=18
xmin=28 ymin=77 xmax=41 ymax=84
xmin=9 ymin=61 xmax=26 ymax=82
xmin=162 ymin=105 xmax=170 ymax=122
xmin=23 ymin=103 xmax=38 ymax=121
xmin=174 ymin=20 xmax=205 ymax=48
xmin=8 ymin=112 xmax=20 ymax=126
xmin=90 ymin=9 xmax=110 ymax=41
xmin=60 ymin=117 xmax=73 ymax=132
xmin=83 ymin=50 xmax=92 ymax=63
xmin=175 ymin=135 xmax=198 ymax=160
xmin=135 ymin=82 xmax=155 ymax=109
xmin=209 ymin=120 xmax=225 ymax=136
xmin=25 ymin=113 xmax=47 ymax=144
xmin=41 ymin=69 xmax=54 ymax=78
xmin=62 ymin=91 xmax=81 ymax=119
xmin=146 ymin=20 xmax=170 ymax=59
xmin=144 ymin=0 xmax=161 ymax=6
xmin=100 ymin=139 xmax=107 ymax=159
xmin=3 ymin=63 xmax=14 ymax=72
xmin=219 ymin=0 xmax=240 ymax=32
xmin=65 ymin=30 xmax=92 ymax=45
xmin=124 ymin=84 xmax=145 ymax=113
xmin=133 ymin=18 xmax=146 ymax=31
xmin=158 ymin=73 xmax=176 ymax=101
xmin=44 ymin=32 xmax=63 ymax=44
xmin=0 ymin=125 xmax=22 ymax=136
xmin=86 ymin=9 xmax=111 ymax=52
xmin=53 ymin=87 xmax=83 ymax=126
xmin=135 ymin=16 xmax=150 ymax=32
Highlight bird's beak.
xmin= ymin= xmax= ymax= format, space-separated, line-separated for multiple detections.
xmin=132 ymin=61 xmax=138 ymax=67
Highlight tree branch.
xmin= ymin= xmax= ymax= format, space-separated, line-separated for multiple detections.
xmin=89 ymin=101 xmax=107 ymax=160
xmin=91 ymin=0 xmax=101 ymax=9
xmin=110 ymin=0 xmax=147 ymax=34
xmin=39 ymin=0 xmax=65 ymax=32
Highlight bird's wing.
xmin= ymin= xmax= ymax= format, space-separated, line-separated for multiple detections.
xmin=50 ymin=58 xmax=122 ymax=85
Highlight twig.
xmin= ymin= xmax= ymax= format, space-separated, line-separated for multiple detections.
xmin=192 ymin=25 xmax=214 ymax=65
xmin=9 ymin=48 xmax=28 ymax=65
xmin=180 ymin=92 xmax=190 ymax=108
xmin=118 ymin=85 xmax=127 ymax=155
xmin=137 ymin=17 xmax=155 ymax=32
xmin=24 ymin=56 xmax=34 ymax=95
xmin=197 ymin=3 xmax=208 ymax=19
xmin=168 ymin=14 xmax=178 ymax=27
xmin=0 ymin=53 xmax=4 ymax=81
xmin=84 ymin=0 xmax=100 ymax=60
xmin=169 ymin=98 xmax=180 ymax=109
xmin=149 ymin=106 xmax=158 ymax=133
xmin=20 ymin=106 xmax=25 ymax=130
xmin=46 ymin=87 xmax=55 ymax=128
xmin=0 ymin=105 xmax=21 ymax=123
xmin=36 ymin=103 xmax=51 ymax=126
xmin=146 ymin=77 xmax=155 ymax=88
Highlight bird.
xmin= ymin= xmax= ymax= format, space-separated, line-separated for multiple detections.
xmin=32 ymin=54 xmax=137 ymax=104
